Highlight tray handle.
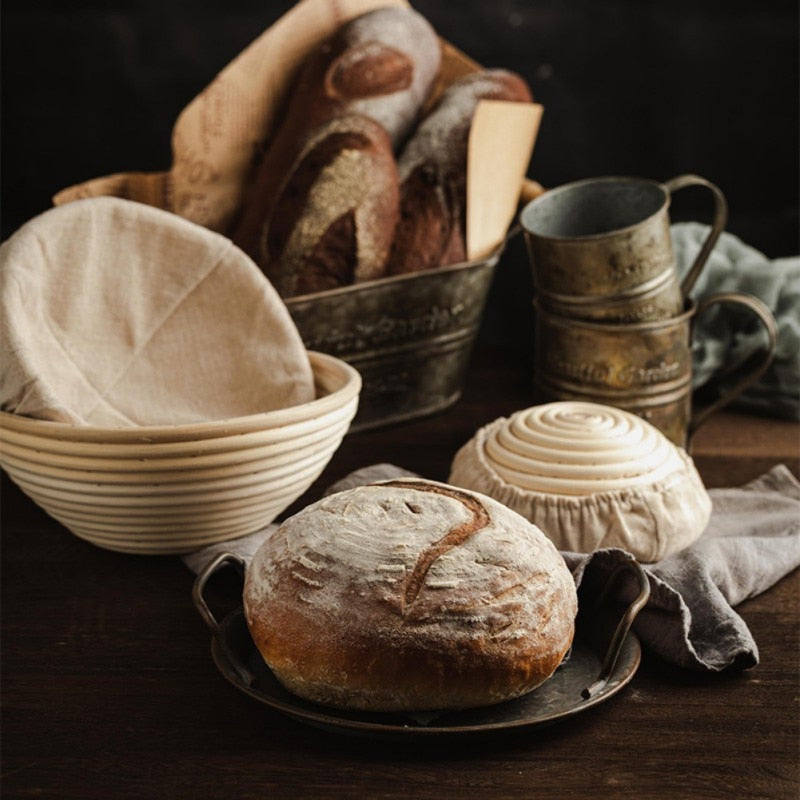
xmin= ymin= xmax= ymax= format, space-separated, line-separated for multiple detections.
xmin=193 ymin=552 xmax=257 ymax=688
xmin=581 ymin=554 xmax=651 ymax=699
xmin=192 ymin=552 xmax=247 ymax=635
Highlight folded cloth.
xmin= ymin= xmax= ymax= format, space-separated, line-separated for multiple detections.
xmin=184 ymin=463 xmax=800 ymax=673
xmin=0 ymin=197 xmax=315 ymax=426
xmin=566 ymin=462 xmax=800 ymax=671
xmin=671 ymin=222 xmax=800 ymax=421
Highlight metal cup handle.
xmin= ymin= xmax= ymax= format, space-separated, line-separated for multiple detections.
xmin=662 ymin=174 xmax=729 ymax=299
xmin=689 ymin=291 xmax=778 ymax=436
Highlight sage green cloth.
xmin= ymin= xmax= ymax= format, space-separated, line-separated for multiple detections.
xmin=671 ymin=222 xmax=800 ymax=420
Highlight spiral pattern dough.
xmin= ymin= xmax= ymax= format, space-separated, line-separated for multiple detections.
xmin=483 ymin=402 xmax=685 ymax=496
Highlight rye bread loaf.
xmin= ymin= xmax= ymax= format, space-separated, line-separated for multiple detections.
xmin=386 ymin=69 xmax=533 ymax=275
xmin=231 ymin=6 xmax=441 ymax=267
xmin=259 ymin=113 xmax=399 ymax=297
xmin=243 ymin=478 xmax=577 ymax=712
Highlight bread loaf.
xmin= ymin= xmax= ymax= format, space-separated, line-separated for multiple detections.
xmin=386 ymin=69 xmax=532 ymax=275
xmin=259 ymin=113 xmax=399 ymax=296
xmin=243 ymin=478 xmax=577 ymax=712
xmin=231 ymin=6 xmax=441 ymax=266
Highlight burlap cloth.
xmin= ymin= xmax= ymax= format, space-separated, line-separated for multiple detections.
xmin=50 ymin=0 xmax=539 ymax=265
xmin=0 ymin=197 xmax=314 ymax=426
xmin=184 ymin=462 xmax=800 ymax=673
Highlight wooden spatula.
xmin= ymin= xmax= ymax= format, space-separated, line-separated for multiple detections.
xmin=466 ymin=99 xmax=543 ymax=260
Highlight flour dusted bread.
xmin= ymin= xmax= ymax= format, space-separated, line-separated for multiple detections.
xmin=232 ymin=5 xmax=441 ymax=268
xmin=229 ymin=12 xmax=536 ymax=295
xmin=258 ymin=114 xmax=399 ymax=296
xmin=387 ymin=69 xmax=532 ymax=275
xmin=449 ymin=402 xmax=712 ymax=563
xmin=243 ymin=478 xmax=577 ymax=712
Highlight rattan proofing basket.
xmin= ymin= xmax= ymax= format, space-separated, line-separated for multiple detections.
xmin=0 ymin=351 xmax=360 ymax=554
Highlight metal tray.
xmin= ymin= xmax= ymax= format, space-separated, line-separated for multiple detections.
xmin=193 ymin=552 xmax=649 ymax=739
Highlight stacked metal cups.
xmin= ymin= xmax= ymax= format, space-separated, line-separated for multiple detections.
xmin=521 ymin=175 xmax=777 ymax=447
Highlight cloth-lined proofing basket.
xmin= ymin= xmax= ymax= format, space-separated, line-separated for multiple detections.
xmin=0 ymin=196 xmax=361 ymax=553
xmin=449 ymin=403 xmax=713 ymax=563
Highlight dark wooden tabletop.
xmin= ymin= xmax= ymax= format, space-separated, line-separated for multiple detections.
xmin=2 ymin=347 xmax=799 ymax=800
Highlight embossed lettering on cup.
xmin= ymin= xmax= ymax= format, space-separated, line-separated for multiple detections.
xmin=534 ymin=293 xmax=777 ymax=447
xmin=521 ymin=175 xmax=728 ymax=323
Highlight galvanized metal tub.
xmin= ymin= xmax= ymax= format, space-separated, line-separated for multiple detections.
xmin=285 ymin=251 xmax=501 ymax=431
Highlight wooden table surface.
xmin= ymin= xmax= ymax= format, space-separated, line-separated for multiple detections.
xmin=2 ymin=348 xmax=799 ymax=800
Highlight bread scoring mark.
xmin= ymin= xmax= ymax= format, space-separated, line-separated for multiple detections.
xmin=296 ymin=554 xmax=324 ymax=572
xmin=380 ymin=480 xmax=490 ymax=610
xmin=291 ymin=570 xmax=324 ymax=588
xmin=376 ymin=564 xmax=406 ymax=573
xmin=325 ymin=42 xmax=413 ymax=100
xmin=493 ymin=582 xmax=526 ymax=601
xmin=423 ymin=579 xmax=459 ymax=590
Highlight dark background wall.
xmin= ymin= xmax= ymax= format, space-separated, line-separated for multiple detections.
xmin=2 ymin=0 xmax=798 ymax=347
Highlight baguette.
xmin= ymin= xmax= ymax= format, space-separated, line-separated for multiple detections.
xmin=231 ymin=6 xmax=441 ymax=268
xmin=387 ymin=69 xmax=532 ymax=275
xmin=259 ymin=113 xmax=399 ymax=297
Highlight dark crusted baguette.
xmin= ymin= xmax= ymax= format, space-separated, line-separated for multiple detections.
xmin=386 ymin=69 xmax=532 ymax=275
xmin=231 ymin=5 xmax=441 ymax=271
xmin=259 ymin=113 xmax=399 ymax=297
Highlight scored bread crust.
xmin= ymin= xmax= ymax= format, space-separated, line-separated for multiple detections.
xmin=259 ymin=114 xmax=400 ymax=296
xmin=387 ymin=69 xmax=533 ymax=275
xmin=231 ymin=6 xmax=441 ymax=266
xmin=243 ymin=478 xmax=577 ymax=712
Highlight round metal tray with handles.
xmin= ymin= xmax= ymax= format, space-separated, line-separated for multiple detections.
xmin=193 ymin=552 xmax=650 ymax=739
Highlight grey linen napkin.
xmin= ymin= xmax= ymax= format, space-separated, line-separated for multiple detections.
xmin=184 ymin=463 xmax=800 ymax=673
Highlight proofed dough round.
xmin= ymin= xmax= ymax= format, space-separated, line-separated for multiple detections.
xmin=449 ymin=401 xmax=712 ymax=562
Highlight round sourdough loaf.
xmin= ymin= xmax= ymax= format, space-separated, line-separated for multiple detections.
xmin=243 ymin=478 xmax=577 ymax=712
